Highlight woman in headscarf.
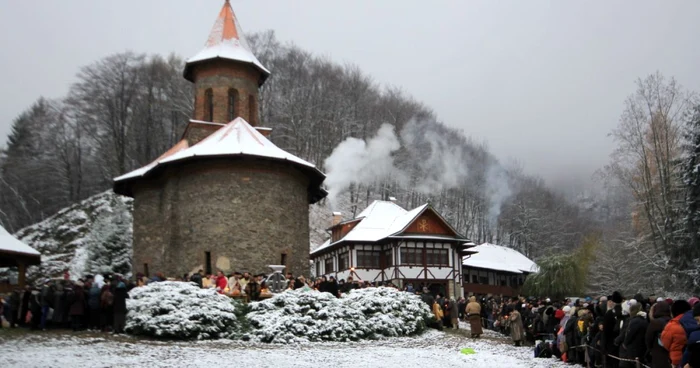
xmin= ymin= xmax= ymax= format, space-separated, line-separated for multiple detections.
xmin=466 ymin=296 xmax=483 ymax=338
xmin=510 ymin=307 xmax=526 ymax=346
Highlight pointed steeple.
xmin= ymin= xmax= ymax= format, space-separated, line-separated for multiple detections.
xmin=183 ymin=0 xmax=270 ymax=83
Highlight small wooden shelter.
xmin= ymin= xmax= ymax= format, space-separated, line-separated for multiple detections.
xmin=0 ymin=225 xmax=41 ymax=292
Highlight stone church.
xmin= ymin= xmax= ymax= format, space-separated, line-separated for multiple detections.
xmin=114 ymin=1 xmax=327 ymax=278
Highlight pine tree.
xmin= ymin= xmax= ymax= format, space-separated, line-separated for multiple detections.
xmin=680 ymin=106 xmax=700 ymax=289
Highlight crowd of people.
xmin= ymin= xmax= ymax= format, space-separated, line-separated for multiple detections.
xmin=0 ymin=271 xmax=131 ymax=333
xmin=6 ymin=270 xmax=700 ymax=368
xmin=449 ymin=292 xmax=700 ymax=368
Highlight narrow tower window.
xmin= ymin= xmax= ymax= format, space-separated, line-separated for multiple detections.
xmin=248 ymin=95 xmax=256 ymax=124
xmin=280 ymin=253 xmax=287 ymax=266
xmin=204 ymin=89 xmax=214 ymax=121
xmin=228 ymin=89 xmax=238 ymax=121
xmin=205 ymin=251 xmax=212 ymax=275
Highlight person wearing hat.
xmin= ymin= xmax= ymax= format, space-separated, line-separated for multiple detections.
xmin=646 ymin=301 xmax=671 ymax=368
xmin=622 ymin=300 xmax=648 ymax=365
xmin=661 ymin=300 xmax=692 ymax=367
xmin=603 ymin=291 xmax=623 ymax=368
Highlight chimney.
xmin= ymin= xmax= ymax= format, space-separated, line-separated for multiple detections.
xmin=255 ymin=126 xmax=272 ymax=137
xmin=332 ymin=212 xmax=342 ymax=226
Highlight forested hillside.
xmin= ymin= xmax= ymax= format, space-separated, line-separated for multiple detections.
xmin=1 ymin=31 xmax=699 ymax=295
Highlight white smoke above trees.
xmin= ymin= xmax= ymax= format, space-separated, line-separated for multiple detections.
xmin=324 ymin=119 xmax=514 ymax=223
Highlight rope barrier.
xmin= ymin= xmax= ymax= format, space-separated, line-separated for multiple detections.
xmin=559 ymin=343 xmax=652 ymax=368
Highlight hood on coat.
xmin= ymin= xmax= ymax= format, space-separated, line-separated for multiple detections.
xmin=469 ymin=296 xmax=476 ymax=303
xmin=653 ymin=301 xmax=671 ymax=319
xmin=680 ymin=310 xmax=700 ymax=335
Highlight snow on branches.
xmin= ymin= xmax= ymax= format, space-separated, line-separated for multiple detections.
xmin=126 ymin=281 xmax=244 ymax=340
xmin=245 ymin=287 xmax=431 ymax=343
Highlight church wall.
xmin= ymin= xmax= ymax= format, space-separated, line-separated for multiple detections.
xmin=132 ymin=158 xmax=310 ymax=278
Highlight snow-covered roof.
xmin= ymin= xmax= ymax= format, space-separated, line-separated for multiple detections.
xmin=0 ymin=224 xmax=40 ymax=257
xmin=115 ymin=117 xmax=322 ymax=182
xmin=311 ymin=201 xmax=467 ymax=255
xmin=184 ymin=1 xmax=270 ymax=82
xmin=462 ymin=243 xmax=538 ymax=274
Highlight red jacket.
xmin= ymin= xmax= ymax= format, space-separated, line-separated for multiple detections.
xmin=216 ymin=276 xmax=227 ymax=293
xmin=661 ymin=314 xmax=687 ymax=365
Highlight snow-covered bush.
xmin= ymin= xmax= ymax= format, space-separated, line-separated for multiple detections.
xmin=246 ymin=288 xmax=371 ymax=343
xmin=126 ymin=281 xmax=243 ymax=340
xmin=341 ymin=287 xmax=431 ymax=337
xmin=245 ymin=287 xmax=431 ymax=343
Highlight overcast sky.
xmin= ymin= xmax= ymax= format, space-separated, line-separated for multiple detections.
xmin=1 ymin=0 xmax=699 ymax=189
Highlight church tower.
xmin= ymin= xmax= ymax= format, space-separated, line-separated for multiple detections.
xmin=114 ymin=1 xmax=326 ymax=280
xmin=183 ymin=0 xmax=270 ymax=141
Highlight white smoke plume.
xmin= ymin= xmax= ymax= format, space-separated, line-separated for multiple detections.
xmin=324 ymin=120 xmax=513 ymax=224
xmin=485 ymin=163 xmax=512 ymax=225
xmin=324 ymin=124 xmax=407 ymax=205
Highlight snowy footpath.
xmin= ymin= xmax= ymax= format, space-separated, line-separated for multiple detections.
xmin=0 ymin=329 xmax=568 ymax=368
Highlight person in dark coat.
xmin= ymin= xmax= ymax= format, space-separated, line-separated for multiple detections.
xmin=52 ymin=282 xmax=66 ymax=326
xmin=622 ymin=302 xmax=648 ymax=367
xmin=100 ymin=284 xmax=114 ymax=332
xmin=87 ymin=283 xmax=101 ymax=330
xmin=8 ymin=289 xmax=20 ymax=328
xmin=603 ymin=292 xmax=623 ymax=368
xmin=563 ymin=307 xmax=580 ymax=363
xmin=68 ymin=282 xmax=86 ymax=331
xmin=683 ymin=303 xmax=700 ymax=368
xmin=326 ymin=276 xmax=339 ymax=298
xmin=645 ymin=301 xmax=671 ymax=368
xmin=19 ymin=287 xmax=31 ymax=327
xmin=29 ymin=289 xmax=41 ymax=330
xmin=112 ymin=281 xmax=129 ymax=334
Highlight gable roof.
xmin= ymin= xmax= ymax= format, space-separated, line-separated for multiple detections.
xmin=462 ymin=243 xmax=538 ymax=274
xmin=113 ymin=118 xmax=327 ymax=202
xmin=311 ymin=200 xmax=469 ymax=256
xmin=0 ymin=225 xmax=41 ymax=257
xmin=184 ymin=0 xmax=270 ymax=83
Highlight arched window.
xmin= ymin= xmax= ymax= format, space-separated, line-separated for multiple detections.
xmin=227 ymin=89 xmax=238 ymax=121
xmin=248 ymin=95 xmax=256 ymax=124
xmin=204 ymin=88 xmax=213 ymax=121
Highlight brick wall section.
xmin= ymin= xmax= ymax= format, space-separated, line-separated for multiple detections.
xmin=132 ymin=158 xmax=311 ymax=278
xmin=191 ymin=60 xmax=261 ymax=125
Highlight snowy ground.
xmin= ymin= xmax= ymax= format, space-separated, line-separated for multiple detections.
xmin=0 ymin=328 xmax=568 ymax=368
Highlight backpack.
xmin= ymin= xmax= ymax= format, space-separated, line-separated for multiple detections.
xmin=535 ymin=341 xmax=553 ymax=358
xmin=101 ymin=290 xmax=114 ymax=307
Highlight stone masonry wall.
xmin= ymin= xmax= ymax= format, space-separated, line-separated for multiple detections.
xmin=132 ymin=158 xmax=311 ymax=278
xmin=191 ymin=60 xmax=261 ymax=125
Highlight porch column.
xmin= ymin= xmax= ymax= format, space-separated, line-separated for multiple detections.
xmin=18 ymin=262 xmax=26 ymax=289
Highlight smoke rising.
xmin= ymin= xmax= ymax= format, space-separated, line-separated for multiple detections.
xmin=324 ymin=120 xmax=513 ymax=224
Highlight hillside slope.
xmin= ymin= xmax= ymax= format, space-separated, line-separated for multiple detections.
xmin=7 ymin=191 xmax=133 ymax=283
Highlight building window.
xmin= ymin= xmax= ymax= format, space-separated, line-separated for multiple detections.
xmin=280 ymin=253 xmax=287 ymax=266
xmin=205 ymin=251 xmax=212 ymax=275
xmin=357 ymin=250 xmax=380 ymax=269
xmin=325 ymin=257 xmax=334 ymax=273
xmin=472 ymin=274 xmax=478 ymax=284
xmin=248 ymin=95 xmax=256 ymax=124
xmin=204 ymin=89 xmax=214 ymax=121
xmin=227 ymin=89 xmax=238 ymax=121
xmin=400 ymin=247 xmax=422 ymax=265
xmin=144 ymin=263 xmax=150 ymax=278
xmin=338 ymin=252 xmax=349 ymax=270
xmin=425 ymin=248 xmax=449 ymax=266
xmin=480 ymin=275 xmax=488 ymax=284
xmin=383 ymin=249 xmax=393 ymax=268
xmin=316 ymin=261 xmax=321 ymax=276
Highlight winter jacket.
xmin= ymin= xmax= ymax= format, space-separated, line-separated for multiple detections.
xmin=623 ymin=315 xmax=649 ymax=361
xmin=646 ymin=302 xmax=671 ymax=368
xmin=432 ymin=302 xmax=443 ymax=320
xmin=326 ymin=280 xmax=339 ymax=297
xmin=190 ymin=274 xmax=203 ymax=288
xmin=87 ymin=286 xmax=101 ymax=310
xmin=682 ymin=310 xmax=700 ymax=336
xmin=661 ymin=314 xmax=687 ymax=365
xmin=510 ymin=310 xmax=525 ymax=342
xmin=466 ymin=298 xmax=481 ymax=316
xmin=603 ymin=307 xmax=619 ymax=352
xmin=686 ymin=328 xmax=700 ymax=368
xmin=448 ymin=300 xmax=459 ymax=319
xmin=564 ymin=315 xmax=580 ymax=350
xmin=113 ymin=286 xmax=129 ymax=314
xmin=215 ymin=276 xmax=227 ymax=293
xmin=421 ymin=293 xmax=435 ymax=307
xmin=68 ymin=287 xmax=85 ymax=316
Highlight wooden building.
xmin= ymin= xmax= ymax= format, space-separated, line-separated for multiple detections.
xmin=462 ymin=243 xmax=538 ymax=297
xmin=310 ymin=200 xmax=474 ymax=299
xmin=0 ymin=225 xmax=41 ymax=293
